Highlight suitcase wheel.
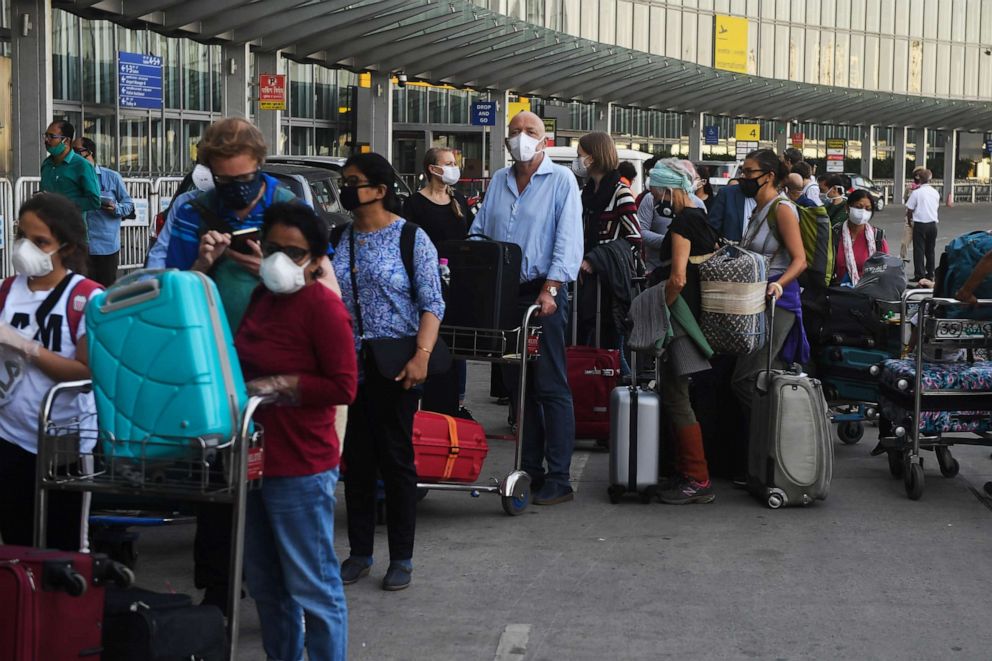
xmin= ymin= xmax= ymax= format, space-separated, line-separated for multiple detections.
xmin=607 ymin=485 xmax=623 ymax=504
xmin=837 ymin=421 xmax=864 ymax=445
xmin=935 ymin=446 xmax=960 ymax=478
xmin=766 ymin=492 xmax=785 ymax=509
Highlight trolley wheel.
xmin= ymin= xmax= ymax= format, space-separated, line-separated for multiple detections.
xmin=501 ymin=486 xmax=530 ymax=516
xmin=837 ymin=421 xmax=864 ymax=445
xmin=607 ymin=485 xmax=623 ymax=504
xmin=904 ymin=461 xmax=925 ymax=500
xmin=767 ymin=493 xmax=785 ymax=509
xmin=887 ymin=450 xmax=905 ymax=479
xmin=935 ymin=446 xmax=960 ymax=478
xmin=416 ymin=487 xmax=430 ymax=502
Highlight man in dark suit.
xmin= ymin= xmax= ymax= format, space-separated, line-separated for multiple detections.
xmin=706 ymin=182 xmax=755 ymax=242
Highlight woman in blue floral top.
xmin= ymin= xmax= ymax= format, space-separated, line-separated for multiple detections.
xmin=332 ymin=153 xmax=444 ymax=592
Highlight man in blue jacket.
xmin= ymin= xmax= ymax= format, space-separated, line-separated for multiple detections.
xmin=706 ymin=182 xmax=755 ymax=243
xmin=73 ymin=137 xmax=135 ymax=286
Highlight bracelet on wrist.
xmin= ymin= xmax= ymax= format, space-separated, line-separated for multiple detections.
xmin=417 ymin=346 xmax=432 ymax=356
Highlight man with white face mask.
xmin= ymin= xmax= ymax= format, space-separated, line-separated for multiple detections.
xmin=470 ymin=111 xmax=583 ymax=505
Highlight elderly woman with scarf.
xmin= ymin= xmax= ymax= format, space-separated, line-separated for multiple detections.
xmin=834 ymin=189 xmax=888 ymax=286
xmin=645 ymin=158 xmax=721 ymax=504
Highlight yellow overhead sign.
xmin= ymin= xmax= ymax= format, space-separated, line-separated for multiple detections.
xmin=734 ymin=123 xmax=760 ymax=141
xmin=714 ymin=15 xmax=749 ymax=74
xmin=506 ymin=98 xmax=531 ymax=125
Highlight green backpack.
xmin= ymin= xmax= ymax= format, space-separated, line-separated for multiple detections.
xmin=768 ymin=199 xmax=834 ymax=288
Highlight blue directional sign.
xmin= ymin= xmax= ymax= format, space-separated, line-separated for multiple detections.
xmin=471 ymin=102 xmax=496 ymax=126
xmin=985 ymin=139 xmax=992 ymax=154
xmin=118 ymin=52 xmax=162 ymax=110
xmin=703 ymin=125 xmax=720 ymax=145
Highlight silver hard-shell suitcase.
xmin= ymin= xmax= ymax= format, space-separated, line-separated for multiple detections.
xmin=607 ymin=354 xmax=660 ymax=503
xmin=747 ymin=299 xmax=833 ymax=508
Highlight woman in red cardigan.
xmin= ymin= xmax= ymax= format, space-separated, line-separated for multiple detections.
xmin=235 ymin=201 xmax=357 ymax=661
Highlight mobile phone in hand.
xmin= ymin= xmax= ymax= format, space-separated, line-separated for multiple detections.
xmin=229 ymin=227 xmax=261 ymax=254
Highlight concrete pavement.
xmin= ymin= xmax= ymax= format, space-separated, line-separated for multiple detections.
xmin=131 ymin=204 xmax=992 ymax=659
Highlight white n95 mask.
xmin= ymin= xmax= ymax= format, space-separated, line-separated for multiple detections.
xmin=12 ymin=239 xmax=58 ymax=278
xmin=848 ymin=208 xmax=872 ymax=226
xmin=506 ymin=133 xmax=542 ymax=163
xmin=260 ymin=252 xmax=310 ymax=294
xmin=439 ymin=165 xmax=460 ymax=186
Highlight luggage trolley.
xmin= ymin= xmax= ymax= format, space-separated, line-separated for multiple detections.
xmin=34 ymin=380 xmax=271 ymax=660
xmin=431 ymin=305 xmax=541 ymax=515
xmin=875 ymin=294 xmax=992 ymax=500
xmin=818 ymin=297 xmax=907 ymax=445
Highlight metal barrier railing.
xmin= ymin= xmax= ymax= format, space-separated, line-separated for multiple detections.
xmin=0 ymin=178 xmax=13 ymax=277
xmin=121 ymin=178 xmax=155 ymax=272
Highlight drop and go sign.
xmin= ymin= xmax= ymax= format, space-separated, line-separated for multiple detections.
xmin=471 ymin=102 xmax=496 ymax=126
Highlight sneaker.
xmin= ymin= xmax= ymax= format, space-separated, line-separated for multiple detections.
xmin=731 ymin=475 xmax=748 ymax=489
xmin=659 ymin=478 xmax=716 ymax=504
xmin=533 ymin=482 xmax=574 ymax=506
xmin=456 ymin=406 xmax=475 ymax=421
xmin=340 ymin=557 xmax=372 ymax=585
xmin=381 ymin=562 xmax=412 ymax=591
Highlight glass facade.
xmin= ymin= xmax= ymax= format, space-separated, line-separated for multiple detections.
xmin=475 ymin=0 xmax=992 ymax=102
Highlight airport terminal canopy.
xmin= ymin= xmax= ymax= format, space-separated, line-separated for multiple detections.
xmin=59 ymin=0 xmax=992 ymax=130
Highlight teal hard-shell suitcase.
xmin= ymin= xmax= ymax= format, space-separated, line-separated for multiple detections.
xmin=86 ymin=270 xmax=248 ymax=462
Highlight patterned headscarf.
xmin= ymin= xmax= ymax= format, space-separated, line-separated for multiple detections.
xmin=649 ymin=158 xmax=694 ymax=194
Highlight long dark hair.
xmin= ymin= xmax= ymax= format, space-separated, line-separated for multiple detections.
xmin=343 ymin=152 xmax=403 ymax=215
xmin=17 ymin=192 xmax=89 ymax=275
xmin=748 ymin=149 xmax=790 ymax=186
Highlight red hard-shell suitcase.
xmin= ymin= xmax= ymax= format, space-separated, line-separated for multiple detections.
xmin=0 ymin=545 xmax=132 ymax=661
xmin=413 ymin=411 xmax=489 ymax=483
xmin=567 ymin=346 xmax=621 ymax=440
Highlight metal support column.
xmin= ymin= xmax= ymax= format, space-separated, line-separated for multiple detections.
xmin=687 ymin=112 xmax=703 ymax=162
xmin=776 ymin=120 xmax=791 ymax=154
xmin=487 ymin=90 xmax=509 ymax=177
xmin=915 ymin=127 xmax=929 ymax=170
xmin=254 ymin=50 xmax=283 ymax=156
xmin=11 ymin=0 xmax=53 ymax=182
xmin=356 ymin=71 xmax=393 ymax=160
xmin=593 ymin=102 xmax=612 ymax=134
xmin=221 ymin=42 xmax=251 ymax=119
xmin=860 ymin=125 xmax=875 ymax=179
xmin=893 ymin=126 xmax=908 ymax=204
xmin=942 ymin=129 xmax=957 ymax=204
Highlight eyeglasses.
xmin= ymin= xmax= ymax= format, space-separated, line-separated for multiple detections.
xmin=42 ymin=133 xmax=65 ymax=141
xmin=261 ymin=241 xmax=309 ymax=262
xmin=738 ymin=168 xmax=768 ymax=178
xmin=74 ymin=148 xmax=90 ymax=156
xmin=212 ymin=168 xmax=260 ymax=185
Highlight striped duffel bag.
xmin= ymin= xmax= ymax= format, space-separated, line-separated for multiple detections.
xmin=698 ymin=245 xmax=768 ymax=355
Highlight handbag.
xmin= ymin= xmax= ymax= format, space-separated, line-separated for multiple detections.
xmin=348 ymin=224 xmax=451 ymax=379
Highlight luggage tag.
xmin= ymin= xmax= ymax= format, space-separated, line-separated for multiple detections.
xmin=247 ymin=447 xmax=264 ymax=481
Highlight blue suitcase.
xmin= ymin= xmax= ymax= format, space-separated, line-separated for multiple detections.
xmin=86 ymin=270 xmax=248 ymax=462
xmin=815 ymin=345 xmax=893 ymax=403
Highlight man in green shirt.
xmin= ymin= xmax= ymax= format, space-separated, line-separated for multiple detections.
xmin=40 ymin=121 xmax=101 ymax=213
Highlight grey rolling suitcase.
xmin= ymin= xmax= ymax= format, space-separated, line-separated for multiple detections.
xmin=607 ymin=354 xmax=660 ymax=503
xmin=747 ymin=300 xmax=833 ymax=508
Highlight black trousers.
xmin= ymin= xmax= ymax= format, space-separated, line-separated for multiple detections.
xmin=912 ymin=222 xmax=938 ymax=281
xmin=89 ymin=252 xmax=120 ymax=288
xmin=0 ymin=439 xmax=83 ymax=551
xmin=193 ymin=459 xmax=232 ymax=604
xmin=344 ymin=354 xmax=420 ymax=561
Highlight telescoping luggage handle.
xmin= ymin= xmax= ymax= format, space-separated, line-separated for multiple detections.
xmin=100 ymin=269 xmax=167 ymax=313
xmin=571 ymin=277 xmax=603 ymax=348
xmin=756 ymin=292 xmax=777 ymax=394
xmin=628 ymin=350 xmax=638 ymax=492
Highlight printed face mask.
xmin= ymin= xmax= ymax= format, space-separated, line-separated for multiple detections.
xmin=571 ymin=156 xmax=591 ymax=178
xmin=12 ymin=238 xmax=58 ymax=278
xmin=259 ymin=251 xmax=310 ymax=294
xmin=214 ymin=170 xmax=264 ymax=210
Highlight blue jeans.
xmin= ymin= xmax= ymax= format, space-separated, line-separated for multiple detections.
xmin=244 ymin=468 xmax=347 ymax=661
xmin=505 ymin=287 xmax=576 ymax=487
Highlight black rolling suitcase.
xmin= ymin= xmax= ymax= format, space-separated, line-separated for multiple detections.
xmin=102 ymin=586 xmax=226 ymax=661
xmin=439 ymin=234 xmax=523 ymax=330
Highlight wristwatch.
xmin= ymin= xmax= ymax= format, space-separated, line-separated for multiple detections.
xmin=545 ymin=285 xmax=558 ymax=297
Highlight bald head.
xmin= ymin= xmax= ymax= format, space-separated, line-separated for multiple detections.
xmin=508 ymin=111 xmax=545 ymax=140
xmin=785 ymin=172 xmax=804 ymax=201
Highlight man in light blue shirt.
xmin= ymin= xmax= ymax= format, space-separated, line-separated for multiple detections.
xmin=471 ymin=111 xmax=583 ymax=505
xmin=73 ymin=137 xmax=134 ymax=286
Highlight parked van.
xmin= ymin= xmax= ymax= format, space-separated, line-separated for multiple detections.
xmin=543 ymin=146 xmax=654 ymax=195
